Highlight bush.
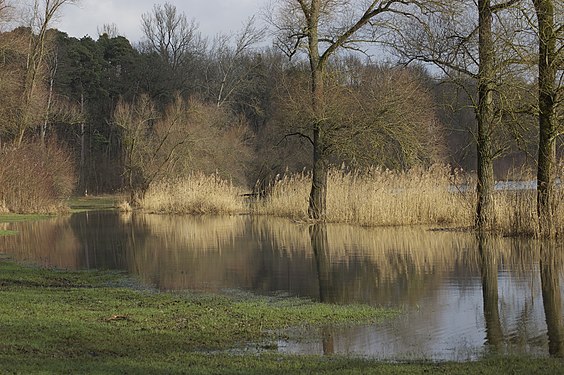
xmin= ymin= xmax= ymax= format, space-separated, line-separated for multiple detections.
xmin=0 ymin=141 xmax=76 ymax=213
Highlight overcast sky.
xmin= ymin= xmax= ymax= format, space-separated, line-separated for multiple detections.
xmin=54 ymin=0 xmax=266 ymax=42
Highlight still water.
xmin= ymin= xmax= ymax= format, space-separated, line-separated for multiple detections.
xmin=1 ymin=211 xmax=563 ymax=361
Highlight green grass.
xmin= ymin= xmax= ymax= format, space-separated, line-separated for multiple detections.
xmin=0 ymin=229 xmax=18 ymax=236
xmin=1 ymin=261 xmax=562 ymax=374
xmin=66 ymin=195 xmax=124 ymax=212
xmin=0 ymin=213 xmax=53 ymax=223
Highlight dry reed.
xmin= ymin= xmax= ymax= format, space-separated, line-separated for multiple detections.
xmin=251 ymin=164 xmax=475 ymax=227
xmin=492 ymin=162 xmax=564 ymax=237
xmin=252 ymin=163 xmax=563 ymax=237
xmin=140 ymin=173 xmax=246 ymax=215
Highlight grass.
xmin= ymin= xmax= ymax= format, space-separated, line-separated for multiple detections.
xmin=0 ymin=213 xmax=53 ymax=223
xmin=0 ymin=213 xmax=54 ymax=236
xmin=1 ymin=261 xmax=563 ymax=374
xmin=67 ymin=195 xmax=125 ymax=212
xmin=0 ymin=229 xmax=18 ymax=236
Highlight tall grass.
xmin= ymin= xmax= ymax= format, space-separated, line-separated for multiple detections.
xmin=251 ymin=165 xmax=475 ymax=227
xmin=493 ymin=162 xmax=564 ymax=237
xmin=140 ymin=173 xmax=246 ymax=215
xmin=139 ymin=164 xmax=562 ymax=238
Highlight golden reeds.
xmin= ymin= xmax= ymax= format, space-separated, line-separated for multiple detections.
xmin=139 ymin=163 xmax=562 ymax=237
xmin=140 ymin=173 xmax=246 ymax=215
xmin=251 ymin=164 xmax=475 ymax=227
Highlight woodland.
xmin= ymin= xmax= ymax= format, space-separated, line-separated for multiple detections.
xmin=0 ymin=0 xmax=562 ymax=236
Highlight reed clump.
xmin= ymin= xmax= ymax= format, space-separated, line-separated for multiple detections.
xmin=493 ymin=163 xmax=563 ymax=237
xmin=252 ymin=164 xmax=474 ymax=227
xmin=140 ymin=173 xmax=246 ymax=215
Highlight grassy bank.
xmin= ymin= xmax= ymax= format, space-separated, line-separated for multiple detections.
xmin=0 ymin=261 xmax=562 ymax=374
xmin=67 ymin=195 xmax=125 ymax=212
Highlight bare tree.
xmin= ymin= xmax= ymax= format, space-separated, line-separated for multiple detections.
xmin=0 ymin=0 xmax=13 ymax=26
xmin=15 ymin=0 xmax=79 ymax=146
xmin=97 ymin=23 xmax=120 ymax=38
xmin=140 ymin=2 xmax=203 ymax=71
xmin=207 ymin=17 xmax=264 ymax=107
xmin=267 ymin=0 xmax=441 ymax=220
xmin=272 ymin=61 xmax=443 ymax=170
xmin=392 ymin=0 xmax=524 ymax=230
xmin=114 ymin=93 xmax=253 ymax=203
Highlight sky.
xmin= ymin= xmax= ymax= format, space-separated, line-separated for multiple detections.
xmin=54 ymin=0 xmax=265 ymax=43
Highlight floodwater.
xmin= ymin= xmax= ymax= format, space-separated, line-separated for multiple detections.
xmin=1 ymin=211 xmax=563 ymax=361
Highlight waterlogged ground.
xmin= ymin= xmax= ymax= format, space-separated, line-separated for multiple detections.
xmin=1 ymin=211 xmax=563 ymax=361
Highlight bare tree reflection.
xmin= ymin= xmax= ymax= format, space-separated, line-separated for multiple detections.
xmin=540 ymin=242 xmax=564 ymax=357
xmin=478 ymin=233 xmax=503 ymax=351
xmin=310 ymin=223 xmax=335 ymax=355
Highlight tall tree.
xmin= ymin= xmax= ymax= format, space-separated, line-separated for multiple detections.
xmin=393 ymin=0 xmax=522 ymax=230
xmin=268 ymin=0 xmax=439 ymax=220
xmin=533 ymin=0 xmax=560 ymax=238
xmin=16 ymin=0 xmax=79 ymax=146
xmin=476 ymin=0 xmax=497 ymax=230
xmin=140 ymin=1 xmax=205 ymax=98
xmin=206 ymin=17 xmax=264 ymax=108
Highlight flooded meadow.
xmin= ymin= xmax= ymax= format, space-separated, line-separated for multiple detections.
xmin=1 ymin=211 xmax=562 ymax=361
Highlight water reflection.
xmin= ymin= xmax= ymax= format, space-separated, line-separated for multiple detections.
xmin=541 ymin=242 xmax=564 ymax=357
xmin=479 ymin=234 xmax=503 ymax=351
xmin=0 ymin=211 xmax=563 ymax=360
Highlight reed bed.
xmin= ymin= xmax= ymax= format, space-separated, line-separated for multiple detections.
xmin=492 ymin=184 xmax=563 ymax=238
xmin=140 ymin=173 xmax=246 ymax=215
xmin=251 ymin=165 xmax=475 ymax=227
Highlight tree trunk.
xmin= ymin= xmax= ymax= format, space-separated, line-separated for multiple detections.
xmin=79 ymin=92 xmax=86 ymax=194
xmin=534 ymin=0 xmax=557 ymax=238
xmin=476 ymin=0 xmax=496 ymax=230
xmin=307 ymin=0 xmax=328 ymax=220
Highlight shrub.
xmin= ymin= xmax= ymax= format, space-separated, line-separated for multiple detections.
xmin=0 ymin=141 xmax=76 ymax=213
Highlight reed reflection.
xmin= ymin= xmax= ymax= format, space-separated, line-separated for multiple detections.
xmin=540 ymin=242 xmax=564 ymax=357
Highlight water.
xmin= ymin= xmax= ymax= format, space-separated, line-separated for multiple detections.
xmin=1 ymin=211 xmax=563 ymax=360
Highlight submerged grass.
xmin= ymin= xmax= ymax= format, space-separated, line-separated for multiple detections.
xmin=1 ymin=261 xmax=563 ymax=374
xmin=0 ymin=229 xmax=18 ymax=236
xmin=0 ymin=213 xmax=53 ymax=223
xmin=0 ymin=260 xmax=395 ymax=373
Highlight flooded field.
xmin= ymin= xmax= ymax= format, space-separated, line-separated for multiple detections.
xmin=1 ymin=211 xmax=562 ymax=360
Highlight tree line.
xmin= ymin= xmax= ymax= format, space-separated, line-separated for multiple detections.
xmin=0 ymin=0 xmax=561 ymax=236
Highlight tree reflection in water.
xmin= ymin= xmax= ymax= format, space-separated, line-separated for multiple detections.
xmin=540 ymin=242 xmax=564 ymax=357
xmin=310 ymin=223 xmax=334 ymax=355
xmin=478 ymin=233 xmax=503 ymax=351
